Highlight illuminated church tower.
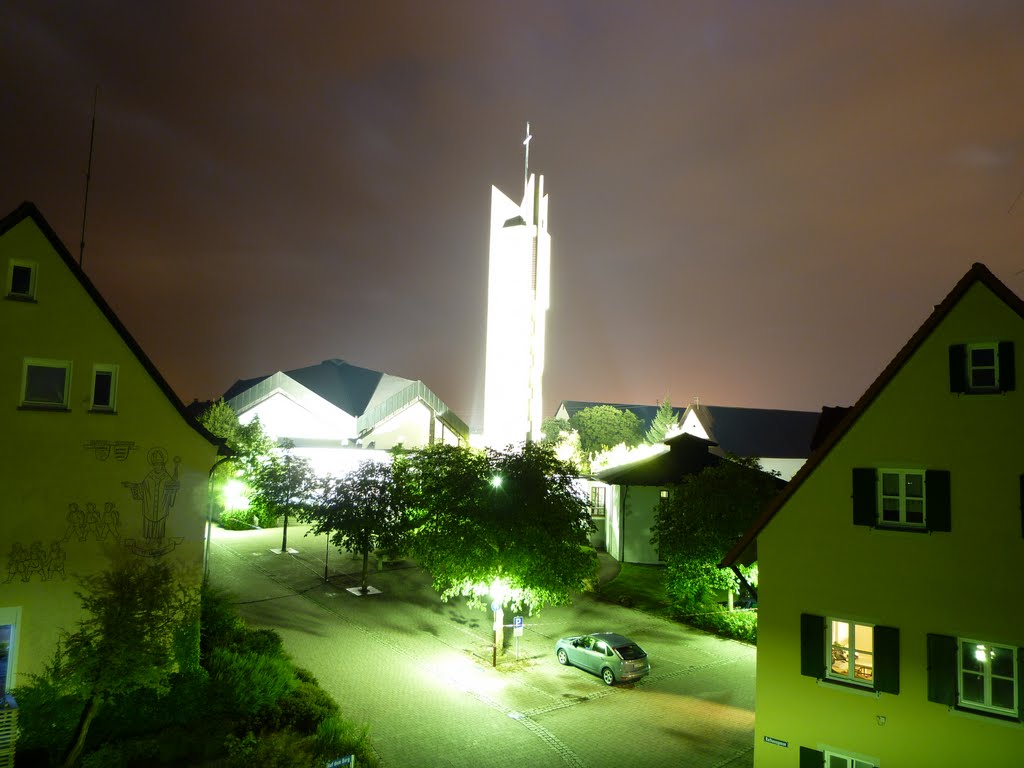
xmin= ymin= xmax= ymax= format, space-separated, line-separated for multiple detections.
xmin=482 ymin=125 xmax=550 ymax=447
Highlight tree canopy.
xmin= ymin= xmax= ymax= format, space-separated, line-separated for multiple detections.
xmin=404 ymin=442 xmax=596 ymax=615
xmin=301 ymin=459 xmax=411 ymax=592
xmin=651 ymin=457 xmax=780 ymax=610
xmin=53 ymin=556 xmax=199 ymax=767
xmin=569 ymin=405 xmax=644 ymax=454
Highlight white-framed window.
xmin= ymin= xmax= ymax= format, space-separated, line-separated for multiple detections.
xmin=879 ymin=469 xmax=925 ymax=527
xmin=966 ymin=343 xmax=999 ymax=392
xmin=7 ymin=259 xmax=37 ymax=299
xmin=21 ymin=358 xmax=72 ymax=409
xmin=824 ymin=751 xmax=875 ymax=768
xmin=959 ymin=638 xmax=1018 ymax=717
xmin=90 ymin=364 xmax=118 ymax=412
xmin=827 ymin=618 xmax=875 ymax=686
xmin=590 ymin=486 xmax=606 ymax=518
xmin=0 ymin=607 xmax=21 ymax=698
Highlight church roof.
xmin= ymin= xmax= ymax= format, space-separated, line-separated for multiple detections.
xmin=683 ymin=404 xmax=821 ymax=459
xmin=224 ymin=358 xmax=412 ymax=418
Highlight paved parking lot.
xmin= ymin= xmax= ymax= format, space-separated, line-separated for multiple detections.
xmin=208 ymin=525 xmax=755 ymax=768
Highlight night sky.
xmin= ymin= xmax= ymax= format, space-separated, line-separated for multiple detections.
xmin=4 ymin=2 xmax=1023 ymax=430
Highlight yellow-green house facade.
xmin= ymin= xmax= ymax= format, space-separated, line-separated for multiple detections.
xmin=724 ymin=263 xmax=1024 ymax=767
xmin=0 ymin=203 xmax=224 ymax=697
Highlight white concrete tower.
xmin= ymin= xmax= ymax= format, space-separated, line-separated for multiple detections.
xmin=482 ymin=124 xmax=550 ymax=448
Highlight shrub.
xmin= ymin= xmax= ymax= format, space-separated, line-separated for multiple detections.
xmin=275 ymin=677 xmax=340 ymax=733
xmin=314 ymin=716 xmax=373 ymax=763
xmin=208 ymin=648 xmax=298 ymax=718
xmin=218 ymin=509 xmax=259 ymax=531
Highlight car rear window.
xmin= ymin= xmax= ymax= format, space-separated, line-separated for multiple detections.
xmin=614 ymin=643 xmax=646 ymax=660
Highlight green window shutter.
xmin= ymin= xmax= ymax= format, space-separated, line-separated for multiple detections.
xmin=801 ymin=613 xmax=825 ymax=678
xmin=873 ymin=625 xmax=900 ymax=694
xmin=799 ymin=746 xmax=825 ymax=767
xmin=1017 ymin=647 xmax=1024 ymax=722
xmin=852 ymin=468 xmax=877 ymax=527
xmin=949 ymin=344 xmax=967 ymax=393
xmin=926 ymin=470 xmax=952 ymax=532
xmin=927 ymin=633 xmax=957 ymax=706
xmin=999 ymin=341 xmax=1015 ymax=392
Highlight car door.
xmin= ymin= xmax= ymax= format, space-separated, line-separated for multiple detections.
xmin=566 ymin=637 xmax=587 ymax=668
xmin=579 ymin=637 xmax=605 ymax=673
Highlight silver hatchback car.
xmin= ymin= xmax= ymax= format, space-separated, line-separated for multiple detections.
xmin=555 ymin=632 xmax=651 ymax=685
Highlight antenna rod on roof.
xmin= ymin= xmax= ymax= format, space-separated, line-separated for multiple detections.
xmin=79 ymin=86 xmax=99 ymax=268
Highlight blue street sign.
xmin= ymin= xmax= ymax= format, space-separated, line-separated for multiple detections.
xmin=513 ymin=615 xmax=524 ymax=628
xmin=326 ymin=756 xmax=354 ymax=767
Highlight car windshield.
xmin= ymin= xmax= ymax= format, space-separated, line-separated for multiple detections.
xmin=613 ymin=643 xmax=646 ymax=660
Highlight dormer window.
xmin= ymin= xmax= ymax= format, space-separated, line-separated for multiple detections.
xmin=949 ymin=342 xmax=1015 ymax=393
xmin=7 ymin=259 xmax=36 ymax=300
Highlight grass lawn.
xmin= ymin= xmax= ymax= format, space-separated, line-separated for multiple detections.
xmin=594 ymin=562 xmax=671 ymax=616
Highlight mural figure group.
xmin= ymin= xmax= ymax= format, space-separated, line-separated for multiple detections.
xmin=4 ymin=541 xmax=66 ymax=583
xmin=63 ymin=501 xmax=121 ymax=543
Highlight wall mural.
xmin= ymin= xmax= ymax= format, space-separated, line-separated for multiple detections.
xmin=4 ymin=540 xmax=67 ymax=582
xmin=1 ymin=444 xmax=186 ymax=585
xmin=83 ymin=439 xmax=136 ymax=462
xmin=121 ymin=447 xmax=183 ymax=557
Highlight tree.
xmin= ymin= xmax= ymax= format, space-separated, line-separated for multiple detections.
xmin=249 ymin=448 xmax=315 ymax=550
xmin=54 ymin=556 xmax=199 ymax=767
xmin=569 ymin=405 xmax=644 ymax=454
xmin=301 ymin=459 xmax=411 ymax=593
xmin=540 ymin=417 xmax=571 ymax=444
xmin=198 ymin=399 xmax=276 ymax=523
xmin=651 ymin=457 xmax=780 ymax=612
xmin=405 ymin=442 xmax=596 ymax=648
xmin=644 ymin=398 xmax=678 ymax=444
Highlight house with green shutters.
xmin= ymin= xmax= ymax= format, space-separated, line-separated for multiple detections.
xmin=722 ymin=263 xmax=1023 ymax=767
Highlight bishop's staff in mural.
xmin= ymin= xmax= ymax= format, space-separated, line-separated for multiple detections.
xmin=122 ymin=447 xmax=184 ymax=557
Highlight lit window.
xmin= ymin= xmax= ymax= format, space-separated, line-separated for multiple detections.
xmin=90 ymin=365 xmax=118 ymax=412
xmin=879 ymin=469 xmax=925 ymax=527
xmin=828 ymin=619 xmax=874 ymax=686
xmin=590 ymin=486 xmax=606 ymax=518
xmin=959 ymin=638 xmax=1018 ymax=717
xmin=659 ymin=489 xmax=670 ymax=505
xmin=21 ymin=359 xmax=71 ymax=409
xmin=7 ymin=260 xmax=36 ymax=299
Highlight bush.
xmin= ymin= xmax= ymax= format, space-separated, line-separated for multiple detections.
xmin=208 ymin=648 xmax=298 ymax=718
xmin=11 ymin=674 xmax=84 ymax=764
xmin=314 ymin=716 xmax=373 ymax=763
xmin=218 ymin=509 xmax=260 ymax=531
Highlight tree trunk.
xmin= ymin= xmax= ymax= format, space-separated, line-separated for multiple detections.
xmin=63 ymin=693 xmax=99 ymax=768
xmin=361 ymin=549 xmax=369 ymax=593
xmin=280 ymin=510 xmax=289 ymax=551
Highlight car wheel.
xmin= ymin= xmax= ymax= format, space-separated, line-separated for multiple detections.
xmin=602 ymin=667 xmax=615 ymax=686
xmin=557 ymin=649 xmax=569 ymax=665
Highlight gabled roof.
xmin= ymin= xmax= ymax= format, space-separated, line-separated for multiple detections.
xmin=224 ymin=358 xmax=470 ymax=438
xmin=684 ymin=404 xmax=820 ymax=459
xmin=0 ymin=202 xmax=226 ymax=453
xmin=596 ymin=433 xmax=720 ymax=486
xmin=555 ymin=400 xmax=685 ymax=433
xmin=721 ymin=262 xmax=1024 ymax=567
xmin=224 ymin=358 xmax=409 ymax=417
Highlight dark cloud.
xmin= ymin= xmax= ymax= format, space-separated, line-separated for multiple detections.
xmin=3 ymin=1 xmax=1023 ymax=428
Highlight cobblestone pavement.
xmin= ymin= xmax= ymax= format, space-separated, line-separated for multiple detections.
xmin=208 ymin=525 xmax=755 ymax=768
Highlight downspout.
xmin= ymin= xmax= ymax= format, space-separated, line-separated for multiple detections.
xmin=203 ymin=455 xmax=234 ymax=583
xmin=619 ymin=486 xmax=627 ymax=562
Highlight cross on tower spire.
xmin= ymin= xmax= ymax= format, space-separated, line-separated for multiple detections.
xmin=523 ymin=121 xmax=532 ymax=193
